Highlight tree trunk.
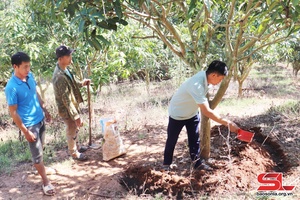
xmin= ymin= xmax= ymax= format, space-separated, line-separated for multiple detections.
xmin=238 ymin=80 xmax=243 ymax=97
xmin=36 ymin=76 xmax=49 ymax=100
xmin=200 ymin=113 xmax=211 ymax=159
xmin=145 ymin=67 xmax=150 ymax=95
xmin=36 ymin=81 xmax=45 ymax=100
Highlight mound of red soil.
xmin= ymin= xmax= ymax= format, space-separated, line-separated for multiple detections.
xmin=120 ymin=125 xmax=291 ymax=198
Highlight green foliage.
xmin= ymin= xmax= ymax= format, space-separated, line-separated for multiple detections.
xmin=1 ymin=0 xmax=299 ymax=98
xmin=71 ymin=19 xmax=178 ymax=92
xmin=288 ymin=33 xmax=300 ymax=62
xmin=39 ymin=0 xmax=130 ymax=51
xmin=0 ymin=0 xmax=57 ymax=82
xmin=257 ymin=32 xmax=300 ymax=65
xmin=0 ymin=1 xmax=10 ymax=10
xmin=0 ymin=139 xmax=31 ymax=174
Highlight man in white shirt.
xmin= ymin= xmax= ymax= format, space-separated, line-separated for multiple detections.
xmin=164 ymin=60 xmax=239 ymax=171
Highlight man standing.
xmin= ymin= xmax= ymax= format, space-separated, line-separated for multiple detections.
xmin=5 ymin=52 xmax=55 ymax=195
xmin=52 ymin=45 xmax=90 ymax=161
xmin=163 ymin=60 xmax=240 ymax=171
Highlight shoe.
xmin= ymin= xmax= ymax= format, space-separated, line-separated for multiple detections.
xmin=162 ymin=165 xmax=170 ymax=171
xmin=169 ymin=164 xmax=177 ymax=169
xmin=196 ymin=163 xmax=213 ymax=171
xmin=194 ymin=159 xmax=213 ymax=171
xmin=73 ymin=153 xmax=88 ymax=161
xmin=42 ymin=183 xmax=55 ymax=196
xmin=162 ymin=164 xmax=177 ymax=171
xmin=78 ymin=146 xmax=88 ymax=153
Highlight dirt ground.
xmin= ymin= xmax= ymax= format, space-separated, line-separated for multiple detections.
xmin=0 ymin=111 xmax=299 ymax=199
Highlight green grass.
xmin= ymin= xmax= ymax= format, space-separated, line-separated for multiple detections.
xmin=0 ymin=138 xmax=31 ymax=174
xmin=267 ymin=100 xmax=300 ymax=117
xmin=0 ymin=125 xmax=92 ymax=175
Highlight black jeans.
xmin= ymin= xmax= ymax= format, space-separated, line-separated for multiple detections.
xmin=163 ymin=114 xmax=201 ymax=167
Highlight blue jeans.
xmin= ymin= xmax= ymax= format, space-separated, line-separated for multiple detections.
xmin=163 ymin=114 xmax=201 ymax=167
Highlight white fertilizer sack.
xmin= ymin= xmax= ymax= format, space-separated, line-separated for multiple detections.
xmin=102 ymin=120 xmax=126 ymax=161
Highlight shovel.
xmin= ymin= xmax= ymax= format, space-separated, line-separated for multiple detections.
xmin=87 ymin=83 xmax=101 ymax=149
xmin=237 ymin=129 xmax=254 ymax=143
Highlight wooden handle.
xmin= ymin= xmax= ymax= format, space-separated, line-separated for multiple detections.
xmin=87 ymin=83 xmax=92 ymax=146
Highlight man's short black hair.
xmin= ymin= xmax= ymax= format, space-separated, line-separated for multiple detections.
xmin=206 ymin=60 xmax=228 ymax=76
xmin=11 ymin=52 xmax=30 ymax=66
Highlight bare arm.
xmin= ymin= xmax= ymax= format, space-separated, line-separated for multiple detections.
xmin=8 ymin=105 xmax=36 ymax=142
xmin=198 ymin=102 xmax=239 ymax=133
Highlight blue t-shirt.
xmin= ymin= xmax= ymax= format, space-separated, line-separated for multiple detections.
xmin=64 ymin=69 xmax=73 ymax=80
xmin=5 ymin=72 xmax=44 ymax=127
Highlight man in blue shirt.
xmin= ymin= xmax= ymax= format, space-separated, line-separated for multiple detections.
xmin=164 ymin=60 xmax=240 ymax=171
xmin=4 ymin=52 xmax=55 ymax=196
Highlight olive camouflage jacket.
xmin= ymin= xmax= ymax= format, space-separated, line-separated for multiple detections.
xmin=52 ymin=64 xmax=84 ymax=120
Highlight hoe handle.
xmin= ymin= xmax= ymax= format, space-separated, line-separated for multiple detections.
xmin=87 ymin=82 xmax=92 ymax=146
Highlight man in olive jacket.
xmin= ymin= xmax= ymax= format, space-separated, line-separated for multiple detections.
xmin=52 ymin=45 xmax=90 ymax=161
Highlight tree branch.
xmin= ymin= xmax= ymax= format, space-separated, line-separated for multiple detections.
xmin=226 ymin=0 xmax=236 ymax=57
xmin=131 ymin=35 xmax=159 ymax=39
xmin=238 ymin=24 xmax=289 ymax=55
xmin=237 ymin=37 xmax=288 ymax=62
xmin=124 ymin=13 xmax=185 ymax=60
xmin=150 ymin=1 xmax=186 ymax=57
xmin=122 ymin=4 xmax=159 ymax=20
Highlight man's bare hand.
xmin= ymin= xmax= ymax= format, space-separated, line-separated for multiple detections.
xmin=82 ymin=79 xmax=91 ymax=86
xmin=75 ymin=117 xmax=83 ymax=127
xmin=228 ymin=121 xmax=239 ymax=133
xmin=24 ymin=130 xmax=36 ymax=142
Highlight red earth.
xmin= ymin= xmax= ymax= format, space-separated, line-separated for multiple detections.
xmin=119 ymin=125 xmax=292 ymax=199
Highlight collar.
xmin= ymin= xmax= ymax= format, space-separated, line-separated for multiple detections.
xmin=56 ymin=63 xmax=65 ymax=72
xmin=12 ymin=73 xmax=30 ymax=85
xmin=56 ymin=63 xmax=71 ymax=75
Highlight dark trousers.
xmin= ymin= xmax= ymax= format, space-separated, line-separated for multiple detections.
xmin=163 ymin=114 xmax=201 ymax=166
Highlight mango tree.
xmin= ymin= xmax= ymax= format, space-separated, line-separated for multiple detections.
xmin=0 ymin=1 xmax=55 ymax=98
xmin=123 ymin=0 xmax=300 ymax=158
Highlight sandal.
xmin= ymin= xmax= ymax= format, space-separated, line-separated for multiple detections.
xmin=42 ymin=183 xmax=55 ymax=196
xmin=73 ymin=153 xmax=88 ymax=161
